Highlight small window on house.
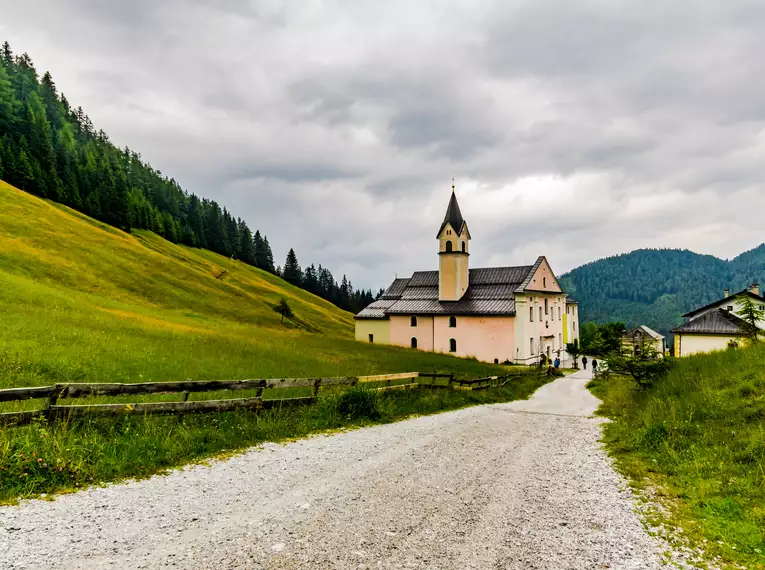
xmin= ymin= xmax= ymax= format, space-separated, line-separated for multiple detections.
xmin=368 ymin=334 xmax=374 ymax=343
xmin=461 ymin=241 xmax=466 ymax=252
xmin=727 ymin=306 xmax=734 ymax=312
xmin=530 ymin=307 xmax=534 ymax=322
xmin=449 ymin=338 xmax=457 ymax=352
xmin=410 ymin=316 xmax=418 ymax=327
xmin=539 ymin=307 xmax=543 ymax=321
xmin=446 ymin=241 xmax=453 ymax=252
xmin=411 ymin=337 xmax=418 ymax=349
xmin=543 ymin=277 xmax=547 ymax=287
xmin=545 ymin=298 xmax=549 ymax=315
xmin=530 ymin=338 xmax=534 ymax=354
xmin=494 ymin=358 xmax=499 ymax=364
xmin=558 ymin=307 xmax=561 ymax=320
xmin=449 ymin=316 xmax=457 ymax=328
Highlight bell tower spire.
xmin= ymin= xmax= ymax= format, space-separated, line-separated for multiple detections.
xmin=437 ymin=183 xmax=470 ymax=301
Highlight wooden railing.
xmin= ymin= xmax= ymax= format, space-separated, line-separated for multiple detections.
xmin=0 ymin=370 xmax=526 ymax=427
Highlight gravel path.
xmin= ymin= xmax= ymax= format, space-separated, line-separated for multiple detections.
xmin=1 ymin=369 xmax=676 ymax=569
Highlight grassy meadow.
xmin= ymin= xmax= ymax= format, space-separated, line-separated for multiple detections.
xmin=0 ymin=181 xmax=529 ymax=502
xmin=589 ymin=345 xmax=765 ymax=569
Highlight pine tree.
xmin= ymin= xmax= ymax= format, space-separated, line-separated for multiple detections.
xmin=240 ymin=226 xmax=256 ymax=266
xmin=0 ymin=61 xmax=16 ymax=131
xmin=282 ymin=248 xmax=301 ymax=286
xmin=263 ymin=236 xmax=275 ymax=273
xmin=736 ymin=295 xmax=764 ymax=343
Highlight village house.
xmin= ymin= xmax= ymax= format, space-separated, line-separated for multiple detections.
xmin=672 ymin=284 xmax=765 ymax=357
xmin=621 ymin=326 xmax=666 ymax=358
xmin=354 ymin=189 xmax=579 ymax=364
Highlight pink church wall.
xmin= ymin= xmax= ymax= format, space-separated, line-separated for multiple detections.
xmin=390 ymin=315 xmax=434 ymax=351
xmin=526 ymin=259 xmax=563 ymax=293
xmin=434 ymin=316 xmax=516 ymax=363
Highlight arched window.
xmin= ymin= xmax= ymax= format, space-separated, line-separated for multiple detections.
xmin=449 ymin=316 xmax=457 ymax=328
xmin=494 ymin=358 xmax=499 ymax=364
xmin=449 ymin=338 xmax=457 ymax=353
xmin=410 ymin=316 xmax=417 ymax=327
xmin=411 ymin=337 xmax=418 ymax=349
xmin=445 ymin=241 xmax=453 ymax=252
xmin=461 ymin=241 xmax=466 ymax=252
xmin=543 ymin=277 xmax=547 ymax=287
xmin=545 ymin=298 xmax=549 ymax=315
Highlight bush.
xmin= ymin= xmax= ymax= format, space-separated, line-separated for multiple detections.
xmin=336 ymin=388 xmax=380 ymax=420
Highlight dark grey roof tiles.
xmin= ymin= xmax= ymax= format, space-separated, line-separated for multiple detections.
xmin=380 ymin=278 xmax=410 ymax=299
xmin=355 ymin=262 xmax=546 ymax=319
xmin=672 ymin=309 xmax=747 ymax=335
xmin=385 ymin=298 xmax=517 ymax=316
xmin=354 ymin=299 xmax=398 ymax=319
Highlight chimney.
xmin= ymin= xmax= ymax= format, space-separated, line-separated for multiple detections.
xmin=724 ymin=289 xmax=730 ymax=298
xmin=752 ymin=283 xmax=760 ymax=296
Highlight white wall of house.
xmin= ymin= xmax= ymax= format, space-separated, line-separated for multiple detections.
xmin=675 ymin=334 xmax=739 ymax=357
xmin=514 ymin=293 xmax=567 ymax=364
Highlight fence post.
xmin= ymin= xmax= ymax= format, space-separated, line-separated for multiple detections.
xmin=42 ymin=386 xmax=60 ymax=422
xmin=312 ymin=379 xmax=322 ymax=399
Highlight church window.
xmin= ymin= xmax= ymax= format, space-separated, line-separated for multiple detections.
xmin=368 ymin=334 xmax=374 ymax=343
xmin=411 ymin=337 xmax=418 ymax=349
xmin=530 ymin=338 xmax=534 ymax=354
xmin=446 ymin=241 xmax=453 ymax=252
xmin=461 ymin=241 xmax=466 ymax=252
xmin=530 ymin=307 xmax=534 ymax=322
xmin=449 ymin=338 xmax=457 ymax=352
xmin=539 ymin=307 xmax=543 ymax=321
xmin=558 ymin=307 xmax=561 ymax=320
xmin=410 ymin=316 xmax=418 ymax=327
xmin=545 ymin=298 xmax=549 ymax=315
xmin=449 ymin=316 xmax=457 ymax=328
xmin=543 ymin=277 xmax=547 ymax=287
xmin=494 ymin=358 xmax=499 ymax=364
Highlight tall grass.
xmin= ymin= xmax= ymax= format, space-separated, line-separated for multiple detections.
xmin=589 ymin=345 xmax=765 ymax=569
xmin=0 ymin=376 xmax=546 ymax=503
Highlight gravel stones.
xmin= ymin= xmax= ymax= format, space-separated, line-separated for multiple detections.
xmin=0 ymin=370 xmax=684 ymax=569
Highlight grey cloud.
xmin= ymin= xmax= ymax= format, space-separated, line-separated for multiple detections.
xmin=2 ymin=0 xmax=765 ymax=289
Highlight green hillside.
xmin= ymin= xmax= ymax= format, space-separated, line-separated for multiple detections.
xmin=0 ymin=179 xmax=504 ymax=387
xmin=561 ymin=247 xmax=765 ymax=336
xmin=590 ymin=346 xmax=765 ymax=568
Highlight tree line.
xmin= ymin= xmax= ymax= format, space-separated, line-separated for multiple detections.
xmin=0 ymin=42 xmax=376 ymax=315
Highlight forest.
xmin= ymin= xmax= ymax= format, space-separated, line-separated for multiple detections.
xmin=560 ymin=246 xmax=765 ymax=336
xmin=0 ymin=42 xmax=376 ymax=314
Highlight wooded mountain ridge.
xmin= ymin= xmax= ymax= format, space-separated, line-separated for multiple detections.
xmin=0 ymin=42 xmax=376 ymax=314
xmin=560 ymin=245 xmax=765 ymax=337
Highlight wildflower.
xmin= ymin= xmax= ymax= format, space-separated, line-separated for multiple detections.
xmin=37 ymin=458 xmax=43 ymax=463
xmin=42 ymin=463 xmax=47 ymax=468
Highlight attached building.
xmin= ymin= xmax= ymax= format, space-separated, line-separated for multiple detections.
xmin=622 ymin=325 xmax=666 ymax=358
xmin=354 ymin=189 xmax=579 ymax=364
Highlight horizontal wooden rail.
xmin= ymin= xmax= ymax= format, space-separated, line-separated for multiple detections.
xmin=0 ymin=369 xmax=529 ymax=425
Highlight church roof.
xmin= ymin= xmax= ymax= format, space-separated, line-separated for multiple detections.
xmin=356 ymin=262 xmax=544 ymax=319
xmin=436 ymin=190 xmax=466 ymax=237
xmin=672 ymin=309 xmax=747 ymax=336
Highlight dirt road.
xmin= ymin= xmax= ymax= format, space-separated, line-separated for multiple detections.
xmin=1 ymin=369 xmax=675 ymax=569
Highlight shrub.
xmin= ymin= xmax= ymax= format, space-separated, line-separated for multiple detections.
xmin=336 ymin=388 xmax=380 ymax=420
xmin=636 ymin=422 xmax=669 ymax=450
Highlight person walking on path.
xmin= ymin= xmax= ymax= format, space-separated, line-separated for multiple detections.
xmin=592 ymin=359 xmax=598 ymax=375
xmin=582 ymin=356 xmax=588 ymax=370
xmin=554 ymin=357 xmax=560 ymax=370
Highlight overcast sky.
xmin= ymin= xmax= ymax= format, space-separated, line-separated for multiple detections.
xmin=2 ymin=1 xmax=764 ymax=290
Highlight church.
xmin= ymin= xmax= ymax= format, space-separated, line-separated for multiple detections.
xmin=354 ymin=188 xmax=580 ymax=364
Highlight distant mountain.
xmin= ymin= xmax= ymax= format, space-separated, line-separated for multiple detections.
xmin=560 ymin=245 xmax=765 ymax=337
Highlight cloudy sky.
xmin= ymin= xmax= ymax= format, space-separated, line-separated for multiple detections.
xmin=2 ymin=0 xmax=764 ymax=289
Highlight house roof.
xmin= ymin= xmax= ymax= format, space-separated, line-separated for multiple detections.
xmin=566 ymin=296 xmax=579 ymax=305
xmin=672 ymin=309 xmax=747 ymax=336
xmin=436 ymin=190 xmax=466 ymax=238
xmin=355 ymin=259 xmax=554 ymax=319
xmin=682 ymin=289 xmax=764 ymax=318
xmin=625 ymin=325 xmax=665 ymax=340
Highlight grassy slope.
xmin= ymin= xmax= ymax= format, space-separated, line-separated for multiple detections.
xmin=589 ymin=346 xmax=765 ymax=569
xmin=0 ymin=180 xmax=503 ymax=386
xmin=0 ymin=181 xmax=527 ymax=502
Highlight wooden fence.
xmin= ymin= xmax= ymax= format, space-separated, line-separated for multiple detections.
xmin=0 ymin=371 xmax=520 ymax=427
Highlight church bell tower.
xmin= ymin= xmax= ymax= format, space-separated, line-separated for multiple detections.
xmin=437 ymin=186 xmax=470 ymax=301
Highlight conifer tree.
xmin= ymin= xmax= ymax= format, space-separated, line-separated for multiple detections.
xmin=240 ymin=226 xmax=256 ymax=266
xmin=263 ymin=236 xmax=275 ymax=273
xmin=282 ymin=248 xmax=301 ymax=286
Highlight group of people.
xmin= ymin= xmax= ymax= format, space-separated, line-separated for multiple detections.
xmin=539 ymin=353 xmax=599 ymax=374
